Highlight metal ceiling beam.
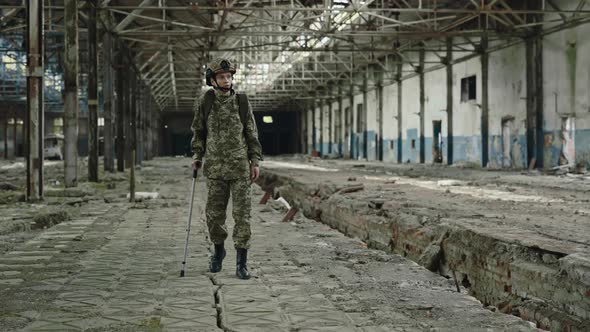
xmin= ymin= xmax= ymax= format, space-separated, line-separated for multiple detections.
xmin=114 ymin=0 xmax=156 ymax=33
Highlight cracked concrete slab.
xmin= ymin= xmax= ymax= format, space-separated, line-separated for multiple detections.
xmin=0 ymin=157 xmax=542 ymax=331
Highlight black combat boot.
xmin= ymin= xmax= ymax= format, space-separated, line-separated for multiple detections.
xmin=209 ymin=243 xmax=226 ymax=273
xmin=236 ymin=248 xmax=250 ymax=280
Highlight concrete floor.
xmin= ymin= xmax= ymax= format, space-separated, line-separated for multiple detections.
xmin=2 ymin=156 xmax=585 ymax=331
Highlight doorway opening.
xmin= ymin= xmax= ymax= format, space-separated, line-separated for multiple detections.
xmin=501 ymin=117 xmax=514 ymax=168
xmin=432 ymin=120 xmax=443 ymax=163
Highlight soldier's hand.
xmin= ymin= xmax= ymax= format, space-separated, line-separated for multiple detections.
xmin=250 ymin=166 xmax=260 ymax=182
xmin=192 ymin=160 xmax=202 ymax=170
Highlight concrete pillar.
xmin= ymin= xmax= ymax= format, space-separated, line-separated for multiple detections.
xmin=3 ymin=115 xmax=7 ymax=159
xmin=135 ymin=80 xmax=142 ymax=165
xmin=328 ymin=100 xmax=332 ymax=155
xmin=419 ymin=47 xmax=425 ymax=164
xmin=64 ymin=0 xmax=79 ymax=187
xmin=481 ymin=35 xmax=489 ymax=167
xmin=116 ymin=47 xmax=125 ymax=172
xmin=535 ymin=34 xmax=544 ymax=169
xmin=87 ymin=0 xmax=99 ymax=182
xmin=12 ymin=113 xmax=17 ymax=159
xmin=348 ymin=85 xmax=354 ymax=159
xmin=124 ymin=65 xmax=132 ymax=168
xmin=319 ymin=99 xmax=324 ymax=156
xmin=102 ymin=28 xmax=115 ymax=172
xmin=396 ymin=58 xmax=403 ymax=163
xmin=337 ymin=85 xmax=343 ymax=157
xmin=311 ymin=100 xmax=316 ymax=152
xmin=301 ymin=108 xmax=306 ymax=154
xmin=25 ymin=0 xmax=44 ymax=200
xmin=130 ymin=72 xmax=137 ymax=168
xmin=154 ymin=102 xmax=159 ymax=157
xmin=525 ymin=33 xmax=545 ymax=169
xmin=362 ymin=73 xmax=368 ymax=160
xmin=377 ymin=79 xmax=384 ymax=162
xmin=446 ymin=37 xmax=454 ymax=165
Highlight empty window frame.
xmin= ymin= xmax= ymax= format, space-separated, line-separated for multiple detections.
xmin=460 ymin=75 xmax=476 ymax=102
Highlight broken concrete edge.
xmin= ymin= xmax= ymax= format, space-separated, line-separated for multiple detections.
xmin=258 ymin=170 xmax=590 ymax=331
xmin=0 ymin=209 xmax=71 ymax=236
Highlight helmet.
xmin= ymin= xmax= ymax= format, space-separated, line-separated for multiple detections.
xmin=205 ymin=59 xmax=236 ymax=86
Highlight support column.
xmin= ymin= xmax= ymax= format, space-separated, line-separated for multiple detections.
xmin=116 ymin=46 xmax=125 ymax=172
xmin=377 ymin=79 xmax=384 ymax=162
xmin=362 ymin=73 xmax=368 ymax=160
xmin=300 ymin=108 xmax=306 ymax=154
xmin=397 ymin=58 xmax=403 ymax=163
xmin=319 ymin=99 xmax=324 ymax=156
xmin=535 ymin=33 xmax=544 ymax=169
xmin=481 ymin=34 xmax=489 ymax=167
xmin=311 ymin=100 xmax=316 ymax=153
xmin=124 ymin=65 xmax=132 ymax=168
xmin=130 ymin=71 xmax=137 ymax=168
xmin=328 ymin=100 xmax=332 ymax=155
xmin=349 ymin=85 xmax=354 ymax=159
xmin=337 ymin=85 xmax=343 ymax=157
xmin=64 ymin=0 xmax=79 ymax=187
xmin=419 ymin=47 xmax=425 ymax=164
xmin=3 ymin=115 xmax=7 ymax=159
xmin=446 ymin=37 xmax=454 ymax=165
xmin=135 ymin=80 xmax=142 ymax=165
xmin=87 ymin=0 xmax=98 ymax=182
xmin=25 ymin=0 xmax=44 ymax=200
xmin=152 ymin=100 xmax=158 ymax=158
xmin=102 ymin=30 xmax=115 ymax=172
xmin=12 ymin=113 xmax=17 ymax=159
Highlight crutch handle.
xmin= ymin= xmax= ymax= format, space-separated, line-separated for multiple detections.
xmin=193 ymin=161 xmax=202 ymax=178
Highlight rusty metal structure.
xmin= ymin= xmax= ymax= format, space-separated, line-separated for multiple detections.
xmin=1 ymin=0 xmax=590 ymax=196
xmin=3 ymin=0 xmax=590 ymax=111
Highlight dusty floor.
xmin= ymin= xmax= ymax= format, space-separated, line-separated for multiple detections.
xmin=0 ymin=157 xmax=543 ymax=331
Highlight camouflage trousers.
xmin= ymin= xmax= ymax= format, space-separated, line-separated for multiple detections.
xmin=205 ymin=177 xmax=252 ymax=249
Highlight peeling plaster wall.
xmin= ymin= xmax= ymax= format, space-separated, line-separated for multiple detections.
xmin=382 ymin=83 xmax=398 ymax=162
xmin=452 ymin=57 xmax=483 ymax=165
xmin=544 ymin=18 xmax=590 ymax=168
xmin=424 ymin=68 xmax=448 ymax=164
xmin=306 ymin=0 xmax=590 ymax=168
xmin=401 ymin=76 xmax=420 ymax=163
xmin=366 ymin=89 xmax=378 ymax=161
xmin=488 ymin=44 xmax=527 ymax=169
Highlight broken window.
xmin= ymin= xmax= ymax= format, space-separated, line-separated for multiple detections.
xmin=460 ymin=75 xmax=476 ymax=102
xmin=411 ymin=139 xmax=416 ymax=149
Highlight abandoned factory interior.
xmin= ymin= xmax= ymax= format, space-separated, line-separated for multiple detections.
xmin=1 ymin=0 xmax=590 ymax=331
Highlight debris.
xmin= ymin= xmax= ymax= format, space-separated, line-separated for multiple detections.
xmin=33 ymin=210 xmax=70 ymax=229
xmin=0 ymin=183 xmax=18 ymax=191
xmin=126 ymin=192 xmax=159 ymax=200
xmin=437 ymin=180 xmax=465 ymax=187
xmin=336 ymin=184 xmax=364 ymax=194
xmin=368 ymin=199 xmax=386 ymax=209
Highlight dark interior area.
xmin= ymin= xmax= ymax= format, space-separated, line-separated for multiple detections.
xmin=254 ymin=111 xmax=300 ymax=156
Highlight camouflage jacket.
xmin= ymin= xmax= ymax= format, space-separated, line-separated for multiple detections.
xmin=191 ymin=90 xmax=262 ymax=179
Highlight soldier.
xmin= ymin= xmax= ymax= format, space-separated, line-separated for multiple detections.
xmin=190 ymin=59 xmax=262 ymax=280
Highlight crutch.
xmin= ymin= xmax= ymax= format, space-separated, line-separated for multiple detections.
xmin=180 ymin=161 xmax=201 ymax=277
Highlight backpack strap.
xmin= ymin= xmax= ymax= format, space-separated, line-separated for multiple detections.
xmin=202 ymin=89 xmax=216 ymax=128
xmin=237 ymin=93 xmax=249 ymax=132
